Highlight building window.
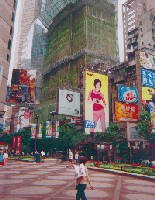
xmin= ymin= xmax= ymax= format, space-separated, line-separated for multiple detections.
xmin=7 ymin=54 xmax=10 ymax=62
xmin=153 ymin=45 xmax=155 ymax=49
xmin=11 ymin=12 xmax=14 ymax=22
xmin=10 ymin=27 xmax=12 ymax=35
xmin=8 ymin=40 xmax=12 ymax=50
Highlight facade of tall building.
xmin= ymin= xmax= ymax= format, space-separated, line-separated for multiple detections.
xmin=36 ymin=0 xmax=118 ymax=122
xmin=0 ymin=0 xmax=15 ymax=130
xmin=122 ymin=0 xmax=155 ymax=61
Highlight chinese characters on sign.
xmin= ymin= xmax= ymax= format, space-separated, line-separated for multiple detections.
xmin=115 ymin=102 xmax=138 ymax=121
xmin=141 ymin=68 xmax=155 ymax=88
xmin=84 ymin=120 xmax=96 ymax=128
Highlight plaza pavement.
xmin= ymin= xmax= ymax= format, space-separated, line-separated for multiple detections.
xmin=0 ymin=160 xmax=155 ymax=200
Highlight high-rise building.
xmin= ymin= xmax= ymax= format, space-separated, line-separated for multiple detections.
xmin=0 ymin=0 xmax=16 ymax=131
xmin=122 ymin=0 xmax=155 ymax=61
xmin=36 ymin=0 xmax=118 ymax=122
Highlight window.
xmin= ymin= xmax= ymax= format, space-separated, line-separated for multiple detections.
xmin=8 ymin=40 xmax=12 ymax=50
xmin=11 ymin=12 xmax=14 ymax=22
xmin=10 ymin=27 xmax=12 ymax=35
xmin=7 ymin=54 xmax=10 ymax=62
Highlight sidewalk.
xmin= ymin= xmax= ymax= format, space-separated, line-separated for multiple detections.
xmin=88 ymin=166 xmax=155 ymax=182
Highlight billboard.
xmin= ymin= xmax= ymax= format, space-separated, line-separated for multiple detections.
xmin=30 ymin=124 xmax=36 ymax=139
xmin=45 ymin=121 xmax=52 ymax=137
xmin=115 ymin=102 xmax=138 ymax=121
xmin=141 ymin=68 xmax=155 ymax=88
xmin=140 ymin=51 xmax=155 ymax=70
xmin=84 ymin=71 xmax=109 ymax=133
xmin=148 ymin=102 xmax=155 ymax=133
xmin=142 ymin=86 xmax=154 ymax=101
xmin=6 ymin=69 xmax=36 ymax=104
xmin=118 ymin=85 xmax=138 ymax=103
xmin=127 ymin=122 xmax=143 ymax=141
xmin=17 ymin=108 xmax=31 ymax=131
xmin=58 ymin=89 xmax=80 ymax=117
xmin=0 ymin=65 xmax=3 ymax=85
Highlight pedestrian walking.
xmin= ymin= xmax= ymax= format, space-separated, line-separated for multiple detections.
xmin=74 ymin=156 xmax=93 ymax=200
xmin=75 ymin=152 xmax=79 ymax=164
xmin=3 ymin=151 xmax=8 ymax=165
xmin=69 ymin=149 xmax=73 ymax=164
xmin=41 ymin=150 xmax=45 ymax=161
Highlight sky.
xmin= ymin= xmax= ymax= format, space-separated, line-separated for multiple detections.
xmin=118 ymin=0 xmax=128 ymax=62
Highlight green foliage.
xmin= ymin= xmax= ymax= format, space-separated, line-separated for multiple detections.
xmin=136 ymin=111 xmax=152 ymax=140
xmin=59 ymin=124 xmax=88 ymax=150
xmin=95 ymin=123 xmax=125 ymax=143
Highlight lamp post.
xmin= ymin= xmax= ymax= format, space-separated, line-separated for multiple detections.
xmin=34 ymin=114 xmax=39 ymax=150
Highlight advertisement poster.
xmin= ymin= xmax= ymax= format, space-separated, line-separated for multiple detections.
xmin=115 ymin=102 xmax=138 ymax=121
xmin=30 ymin=124 xmax=36 ymax=139
xmin=45 ymin=121 xmax=52 ymax=138
xmin=58 ymin=89 xmax=80 ymax=117
xmin=140 ymin=51 xmax=155 ymax=70
xmin=16 ymin=136 xmax=22 ymax=150
xmin=142 ymin=86 xmax=154 ymax=101
xmin=141 ymin=68 xmax=155 ymax=88
xmin=6 ymin=69 xmax=36 ymax=104
xmin=37 ymin=124 xmax=42 ymax=139
xmin=127 ymin=122 xmax=143 ymax=141
xmin=84 ymin=71 xmax=109 ymax=133
xmin=17 ymin=108 xmax=31 ymax=131
xmin=148 ymin=102 xmax=155 ymax=133
xmin=12 ymin=136 xmax=17 ymax=149
xmin=0 ymin=65 xmax=3 ymax=86
xmin=118 ymin=85 xmax=138 ymax=103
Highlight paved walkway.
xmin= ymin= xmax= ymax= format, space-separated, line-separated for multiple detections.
xmin=0 ymin=160 xmax=155 ymax=200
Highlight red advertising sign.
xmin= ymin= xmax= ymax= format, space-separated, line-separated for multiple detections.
xmin=115 ymin=102 xmax=138 ymax=121
xmin=16 ymin=136 xmax=22 ymax=149
xmin=12 ymin=136 xmax=16 ymax=149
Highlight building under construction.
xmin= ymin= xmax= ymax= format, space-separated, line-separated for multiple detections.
xmin=37 ymin=0 xmax=118 ymax=122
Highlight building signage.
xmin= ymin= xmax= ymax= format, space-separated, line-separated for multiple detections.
xmin=84 ymin=71 xmax=109 ymax=133
xmin=127 ymin=122 xmax=143 ymax=141
xmin=58 ymin=89 xmax=80 ymax=117
xmin=140 ymin=51 xmax=155 ymax=70
xmin=118 ymin=85 xmax=138 ymax=103
xmin=115 ymin=102 xmax=138 ymax=121
xmin=16 ymin=136 xmax=22 ymax=149
xmin=141 ymin=68 xmax=155 ymax=88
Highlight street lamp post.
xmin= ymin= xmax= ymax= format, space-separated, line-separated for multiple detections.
xmin=34 ymin=114 xmax=39 ymax=150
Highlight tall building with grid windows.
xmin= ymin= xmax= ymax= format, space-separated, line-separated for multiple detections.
xmin=0 ymin=0 xmax=16 ymax=131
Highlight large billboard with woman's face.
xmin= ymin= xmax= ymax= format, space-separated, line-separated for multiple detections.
xmin=84 ymin=71 xmax=109 ymax=133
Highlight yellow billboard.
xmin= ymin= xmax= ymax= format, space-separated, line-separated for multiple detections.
xmin=84 ymin=71 xmax=109 ymax=133
xmin=142 ymin=87 xmax=155 ymax=100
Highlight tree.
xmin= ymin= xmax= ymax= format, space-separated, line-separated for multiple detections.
xmin=136 ymin=111 xmax=153 ymax=141
xmin=59 ymin=124 xmax=88 ymax=150
xmin=95 ymin=122 xmax=125 ymax=143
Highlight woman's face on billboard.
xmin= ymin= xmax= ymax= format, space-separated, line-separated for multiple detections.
xmin=95 ymin=82 xmax=101 ymax=90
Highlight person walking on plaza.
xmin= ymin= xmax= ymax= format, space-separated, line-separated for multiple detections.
xmin=74 ymin=156 xmax=93 ymax=200
xmin=75 ymin=152 xmax=79 ymax=165
xmin=3 ymin=151 xmax=8 ymax=165
xmin=41 ymin=150 xmax=45 ymax=161
xmin=69 ymin=149 xmax=73 ymax=164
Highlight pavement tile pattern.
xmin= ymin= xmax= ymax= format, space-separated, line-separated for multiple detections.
xmin=0 ymin=160 xmax=155 ymax=200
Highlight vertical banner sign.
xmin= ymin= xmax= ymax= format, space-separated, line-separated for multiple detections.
xmin=148 ymin=102 xmax=155 ymax=133
xmin=30 ymin=124 xmax=36 ymax=138
xmin=38 ymin=124 xmax=42 ymax=139
xmin=0 ymin=65 xmax=3 ymax=86
xmin=56 ymin=121 xmax=59 ymax=138
xmin=45 ymin=121 xmax=52 ymax=137
xmin=52 ymin=124 xmax=56 ymax=137
xmin=12 ymin=136 xmax=16 ymax=149
xmin=84 ymin=71 xmax=109 ymax=133
xmin=16 ymin=136 xmax=22 ymax=150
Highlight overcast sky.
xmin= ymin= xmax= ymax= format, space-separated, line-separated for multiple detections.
xmin=118 ymin=0 xmax=128 ymax=62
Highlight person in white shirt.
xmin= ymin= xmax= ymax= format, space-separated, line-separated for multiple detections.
xmin=69 ymin=149 xmax=73 ymax=163
xmin=74 ymin=156 xmax=93 ymax=200
xmin=41 ymin=150 xmax=45 ymax=160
